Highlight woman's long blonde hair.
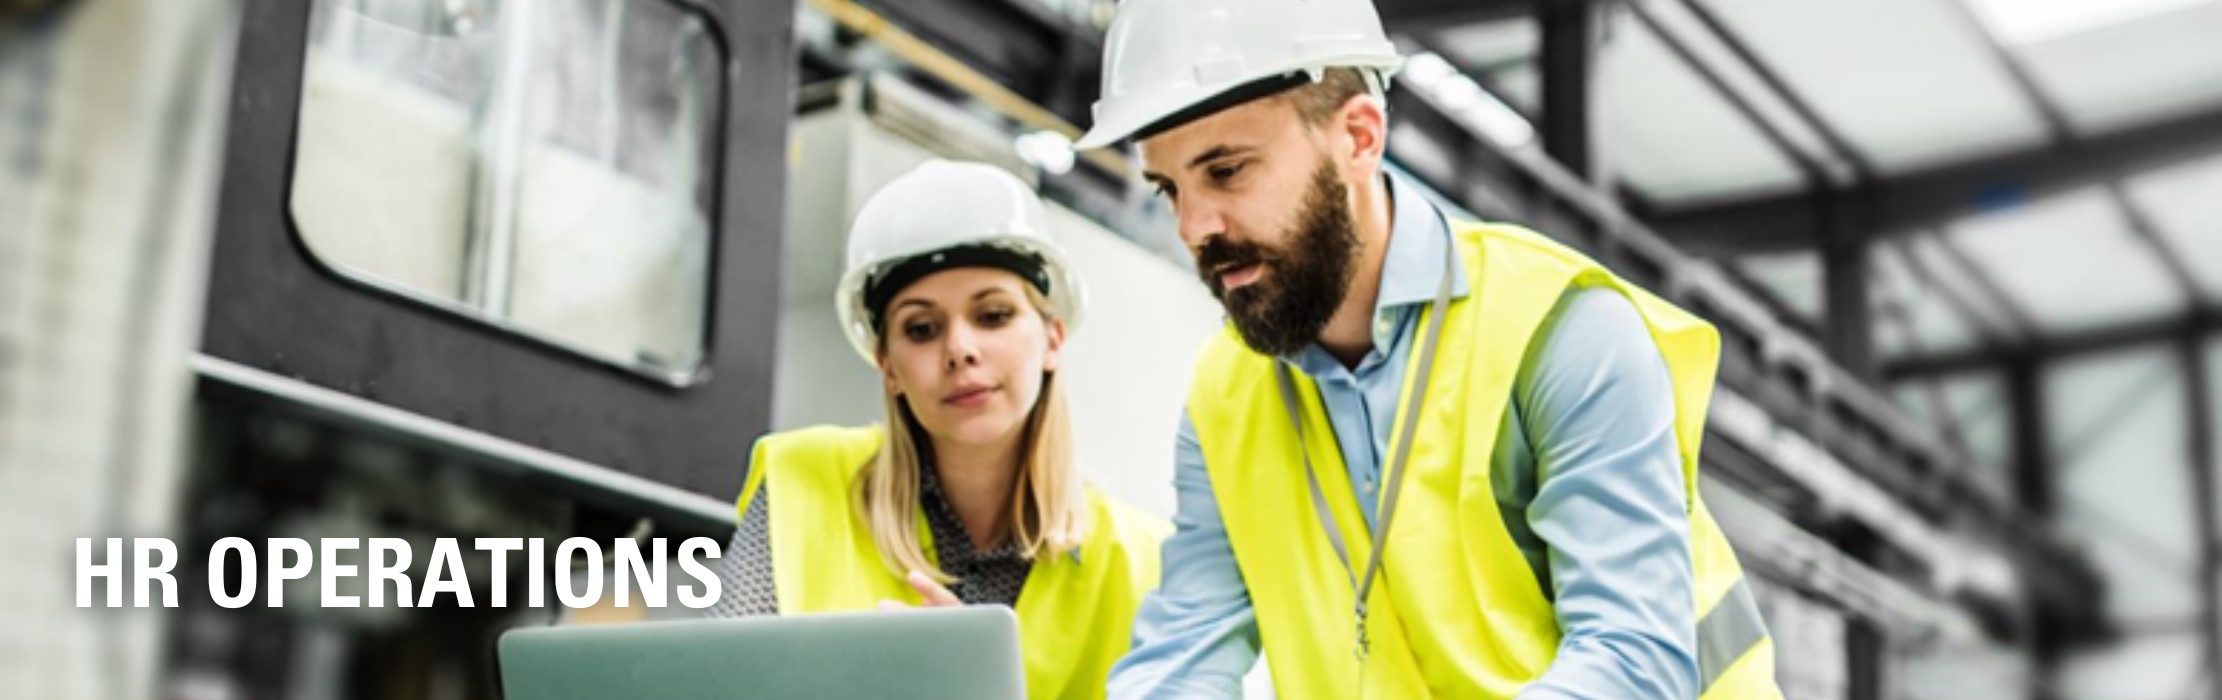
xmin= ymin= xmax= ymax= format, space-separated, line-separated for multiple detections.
xmin=854 ymin=285 xmax=1087 ymax=583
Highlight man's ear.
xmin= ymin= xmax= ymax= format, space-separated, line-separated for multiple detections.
xmin=1336 ymin=93 xmax=1389 ymax=180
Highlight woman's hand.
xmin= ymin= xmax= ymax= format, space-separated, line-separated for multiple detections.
xmin=877 ymin=569 xmax=962 ymax=610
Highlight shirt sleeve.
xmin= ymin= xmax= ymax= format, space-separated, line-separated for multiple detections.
xmin=1512 ymin=288 xmax=1701 ymax=700
xmin=1106 ymin=409 xmax=1262 ymax=700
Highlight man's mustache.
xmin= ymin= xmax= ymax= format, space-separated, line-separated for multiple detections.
xmin=1194 ymin=237 xmax=1275 ymax=284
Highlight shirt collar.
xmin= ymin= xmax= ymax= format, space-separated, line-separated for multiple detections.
xmin=916 ymin=458 xmax=1025 ymax=561
xmin=1271 ymin=172 xmax=1473 ymax=369
xmin=1376 ymin=171 xmax=1472 ymax=312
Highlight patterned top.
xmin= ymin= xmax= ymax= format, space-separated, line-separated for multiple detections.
xmin=707 ymin=457 xmax=1035 ymax=617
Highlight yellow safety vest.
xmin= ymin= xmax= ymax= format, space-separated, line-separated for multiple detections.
xmin=1186 ymin=222 xmax=1784 ymax=699
xmin=736 ymin=425 xmax=1171 ymax=700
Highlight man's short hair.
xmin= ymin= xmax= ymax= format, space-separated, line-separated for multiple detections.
xmin=1280 ymin=68 xmax=1375 ymax=127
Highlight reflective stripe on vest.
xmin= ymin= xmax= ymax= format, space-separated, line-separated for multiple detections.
xmin=1185 ymin=222 xmax=1787 ymax=700
xmin=736 ymin=425 xmax=1171 ymax=700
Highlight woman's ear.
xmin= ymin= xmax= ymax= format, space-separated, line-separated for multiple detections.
xmin=879 ymin=356 xmax=900 ymax=396
xmin=1042 ymin=317 xmax=1067 ymax=372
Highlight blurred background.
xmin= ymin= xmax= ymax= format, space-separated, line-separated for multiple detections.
xmin=2 ymin=0 xmax=2219 ymax=698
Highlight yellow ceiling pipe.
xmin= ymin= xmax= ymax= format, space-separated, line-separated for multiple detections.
xmin=804 ymin=0 xmax=1136 ymax=182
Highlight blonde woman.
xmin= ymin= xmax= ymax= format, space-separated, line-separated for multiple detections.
xmin=708 ymin=160 xmax=1169 ymax=700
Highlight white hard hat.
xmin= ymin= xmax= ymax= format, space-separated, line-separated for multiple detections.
xmin=1074 ymin=0 xmax=1404 ymax=150
xmin=835 ymin=159 xmax=1086 ymax=365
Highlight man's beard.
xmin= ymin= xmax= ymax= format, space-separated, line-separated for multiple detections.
xmin=1195 ymin=160 xmax=1359 ymax=357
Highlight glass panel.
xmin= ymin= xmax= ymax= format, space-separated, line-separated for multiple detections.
xmin=1902 ymin=233 xmax=2022 ymax=338
xmin=1629 ymin=0 xmax=1843 ymax=180
xmin=1486 ymin=62 xmax=1540 ymax=115
xmin=2058 ymin=635 xmax=2205 ymax=700
xmin=1946 ymin=189 xmax=2183 ymax=335
xmin=1733 ymin=251 xmax=1821 ymax=320
xmin=1435 ymin=18 xmax=1537 ymax=68
xmin=1964 ymin=0 xmax=2214 ymax=45
xmin=2047 ymin=349 xmax=2199 ymax=624
xmin=2016 ymin=1 xmax=2222 ymax=134
xmin=1702 ymin=0 xmax=2049 ymax=173
xmin=1872 ymin=239 xmax=1981 ymax=359
xmin=1891 ymin=383 xmax=1933 ymax=423
xmin=2127 ymin=153 xmax=2222 ymax=303
xmin=1895 ymin=637 xmax=2033 ymax=700
xmin=1936 ymin=373 xmax=2009 ymax=468
xmin=1889 ymin=374 xmax=2010 ymax=498
xmin=1604 ymin=20 xmax=1803 ymax=201
xmin=290 ymin=0 xmax=721 ymax=383
xmin=1750 ymin=583 xmax=1849 ymax=700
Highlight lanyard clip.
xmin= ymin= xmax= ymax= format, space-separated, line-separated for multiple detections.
xmin=1353 ymin=602 xmax=1371 ymax=662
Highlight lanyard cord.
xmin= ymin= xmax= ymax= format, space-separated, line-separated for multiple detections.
xmin=1272 ymin=247 xmax=1456 ymax=664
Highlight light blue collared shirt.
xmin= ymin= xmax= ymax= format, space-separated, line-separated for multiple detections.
xmin=1107 ymin=173 xmax=1700 ymax=699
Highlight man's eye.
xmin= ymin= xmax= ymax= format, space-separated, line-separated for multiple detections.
xmin=1209 ymin=163 xmax=1243 ymax=182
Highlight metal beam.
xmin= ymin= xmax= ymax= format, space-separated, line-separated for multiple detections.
xmin=1622 ymin=0 xmax=1826 ymax=188
xmin=2053 ymin=357 xmax=2184 ymax=469
xmin=2005 ymin=358 xmax=2050 ymax=515
xmin=1390 ymin=75 xmax=2112 ymax=640
xmin=1887 ymin=307 xmax=2222 ymax=380
xmin=1653 ymin=0 xmax=1875 ymax=378
xmin=1847 ymin=619 xmax=1886 ymax=700
xmin=1820 ymin=192 xmax=1876 ymax=378
xmin=2184 ymin=335 xmax=2222 ymax=694
xmin=1378 ymin=0 xmax=1534 ymax=31
xmin=1884 ymin=236 xmax=2024 ymax=349
xmin=1675 ymin=0 xmax=1876 ymax=180
xmin=2004 ymin=356 xmax=2066 ymax=699
xmin=1652 ymin=104 xmax=2222 ymax=253
xmin=1927 ymin=228 xmax=2042 ymax=337
xmin=1939 ymin=0 xmax=2074 ymax=144
xmin=2112 ymin=183 xmax=2206 ymax=307
xmin=1409 ymin=34 xmax=1539 ymax=122
xmin=1538 ymin=0 xmax=1605 ymax=184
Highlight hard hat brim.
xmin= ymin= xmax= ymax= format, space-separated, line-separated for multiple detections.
xmin=835 ymin=235 xmax=1087 ymax=368
xmin=1075 ymin=55 xmax=1405 ymax=151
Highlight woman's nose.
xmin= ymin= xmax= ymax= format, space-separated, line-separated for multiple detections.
xmin=943 ymin=324 xmax=981 ymax=370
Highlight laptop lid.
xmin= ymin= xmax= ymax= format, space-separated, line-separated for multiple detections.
xmin=498 ymin=607 xmax=1026 ymax=700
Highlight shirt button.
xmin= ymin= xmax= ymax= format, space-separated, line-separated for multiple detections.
xmin=1375 ymin=320 xmax=1392 ymax=336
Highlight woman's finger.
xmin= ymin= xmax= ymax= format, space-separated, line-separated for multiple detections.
xmin=906 ymin=569 xmax=962 ymax=607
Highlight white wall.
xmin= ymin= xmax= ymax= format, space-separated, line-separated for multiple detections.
xmin=1048 ymin=204 xmax=1224 ymax=517
xmin=1 ymin=1 xmax=240 ymax=697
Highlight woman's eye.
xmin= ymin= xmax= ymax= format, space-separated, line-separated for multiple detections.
xmin=902 ymin=320 xmax=939 ymax=342
xmin=978 ymin=307 xmax=1016 ymax=327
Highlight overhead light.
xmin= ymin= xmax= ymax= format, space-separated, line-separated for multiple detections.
xmin=1965 ymin=0 xmax=2214 ymax=44
xmin=1014 ymin=130 xmax=1075 ymax=176
xmin=1401 ymin=53 xmax=1535 ymax=150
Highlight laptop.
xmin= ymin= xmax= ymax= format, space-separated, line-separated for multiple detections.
xmin=498 ymin=607 xmax=1027 ymax=700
